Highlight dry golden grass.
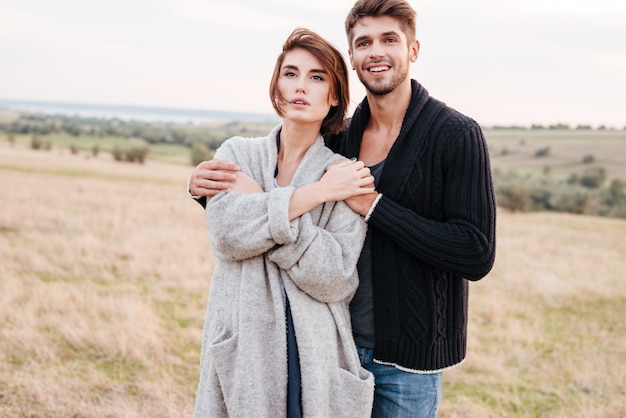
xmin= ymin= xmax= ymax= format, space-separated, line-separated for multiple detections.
xmin=440 ymin=211 xmax=626 ymax=418
xmin=1 ymin=143 xmax=625 ymax=417
xmin=0 ymin=144 xmax=213 ymax=417
xmin=486 ymin=129 xmax=626 ymax=181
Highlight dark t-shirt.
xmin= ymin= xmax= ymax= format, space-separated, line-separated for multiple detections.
xmin=350 ymin=160 xmax=385 ymax=348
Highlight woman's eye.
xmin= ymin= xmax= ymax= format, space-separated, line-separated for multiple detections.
xmin=312 ymin=75 xmax=324 ymax=81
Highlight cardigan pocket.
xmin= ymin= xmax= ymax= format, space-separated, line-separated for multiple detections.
xmin=194 ymin=328 xmax=237 ymax=418
xmin=208 ymin=329 xmax=239 ymax=412
xmin=328 ymin=366 xmax=374 ymax=417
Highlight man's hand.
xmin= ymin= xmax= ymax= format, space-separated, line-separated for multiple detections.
xmin=345 ymin=187 xmax=378 ymax=216
xmin=230 ymin=172 xmax=263 ymax=193
xmin=189 ymin=160 xmax=240 ymax=197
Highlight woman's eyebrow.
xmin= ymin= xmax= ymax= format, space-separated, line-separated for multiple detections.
xmin=282 ymin=64 xmax=328 ymax=74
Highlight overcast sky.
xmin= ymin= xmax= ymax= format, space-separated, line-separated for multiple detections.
xmin=1 ymin=0 xmax=625 ymax=127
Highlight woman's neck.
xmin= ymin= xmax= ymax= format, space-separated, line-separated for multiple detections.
xmin=278 ymin=122 xmax=320 ymax=165
xmin=275 ymin=121 xmax=320 ymax=186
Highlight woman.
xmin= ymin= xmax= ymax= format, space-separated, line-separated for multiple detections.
xmin=193 ymin=28 xmax=375 ymax=417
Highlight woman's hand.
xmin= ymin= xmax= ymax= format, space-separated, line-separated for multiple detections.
xmin=319 ymin=159 xmax=375 ymax=202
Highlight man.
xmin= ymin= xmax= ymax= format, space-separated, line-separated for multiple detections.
xmin=189 ymin=0 xmax=496 ymax=416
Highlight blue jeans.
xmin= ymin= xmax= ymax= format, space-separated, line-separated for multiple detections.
xmin=285 ymin=297 xmax=302 ymax=417
xmin=357 ymin=346 xmax=442 ymax=418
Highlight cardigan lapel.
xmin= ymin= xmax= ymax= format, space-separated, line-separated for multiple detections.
xmin=346 ymin=80 xmax=434 ymax=200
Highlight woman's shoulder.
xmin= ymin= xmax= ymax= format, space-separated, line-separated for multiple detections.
xmin=219 ymin=124 xmax=280 ymax=152
xmin=220 ymin=135 xmax=269 ymax=150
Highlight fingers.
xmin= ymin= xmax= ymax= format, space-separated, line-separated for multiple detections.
xmin=203 ymin=187 xmax=225 ymax=197
xmin=354 ymin=185 xmax=376 ymax=195
xmin=328 ymin=157 xmax=363 ymax=168
xmin=197 ymin=159 xmax=240 ymax=172
xmin=190 ymin=171 xmax=234 ymax=196
xmin=350 ymin=164 xmax=373 ymax=183
xmin=189 ymin=159 xmax=241 ymax=197
xmin=353 ymin=177 xmax=376 ymax=195
xmin=327 ymin=160 xmax=374 ymax=185
xmin=358 ymin=166 xmax=371 ymax=180
xmin=197 ymin=178 xmax=231 ymax=191
xmin=328 ymin=159 xmax=367 ymax=174
xmin=359 ymin=176 xmax=375 ymax=188
xmin=197 ymin=168 xmax=237 ymax=182
xmin=190 ymin=180 xmax=227 ymax=197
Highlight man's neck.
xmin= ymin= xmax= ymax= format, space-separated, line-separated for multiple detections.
xmin=366 ymin=78 xmax=412 ymax=131
xmin=356 ymin=79 xmax=413 ymax=166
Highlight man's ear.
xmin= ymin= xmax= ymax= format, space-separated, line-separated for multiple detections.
xmin=410 ymin=39 xmax=420 ymax=62
xmin=348 ymin=49 xmax=355 ymax=70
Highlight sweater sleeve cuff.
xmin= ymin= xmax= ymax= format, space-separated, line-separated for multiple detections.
xmin=364 ymin=193 xmax=383 ymax=222
xmin=267 ymin=186 xmax=299 ymax=245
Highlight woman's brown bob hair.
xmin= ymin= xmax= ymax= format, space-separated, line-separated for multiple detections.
xmin=269 ymin=28 xmax=349 ymax=135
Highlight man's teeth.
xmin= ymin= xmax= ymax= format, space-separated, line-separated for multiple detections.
xmin=369 ymin=66 xmax=389 ymax=72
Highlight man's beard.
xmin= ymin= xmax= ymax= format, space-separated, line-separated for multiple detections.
xmin=358 ymin=63 xmax=408 ymax=96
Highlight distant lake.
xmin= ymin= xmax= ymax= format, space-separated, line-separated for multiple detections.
xmin=0 ymin=99 xmax=279 ymax=124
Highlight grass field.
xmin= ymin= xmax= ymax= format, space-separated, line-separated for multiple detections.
xmin=5 ymin=125 xmax=626 ymax=181
xmin=4 ymin=132 xmax=192 ymax=166
xmin=1 ymin=140 xmax=625 ymax=417
xmin=486 ymin=129 xmax=626 ymax=182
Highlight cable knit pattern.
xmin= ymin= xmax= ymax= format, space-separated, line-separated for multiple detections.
xmin=402 ymin=260 xmax=427 ymax=345
xmin=325 ymin=80 xmax=496 ymax=372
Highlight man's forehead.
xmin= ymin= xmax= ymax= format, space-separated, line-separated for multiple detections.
xmin=351 ymin=16 xmax=403 ymax=36
xmin=350 ymin=16 xmax=405 ymax=42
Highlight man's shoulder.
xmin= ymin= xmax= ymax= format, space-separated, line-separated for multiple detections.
xmin=428 ymin=98 xmax=481 ymax=139
xmin=323 ymin=131 xmax=346 ymax=154
xmin=425 ymin=95 xmax=475 ymax=124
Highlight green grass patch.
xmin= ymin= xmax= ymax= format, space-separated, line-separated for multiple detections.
xmin=96 ymin=357 xmax=148 ymax=383
xmin=0 ymin=160 xmax=179 ymax=185
xmin=154 ymin=288 xmax=204 ymax=330
xmin=148 ymin=143 xmax=193 ymax=165
xmin=538 ymin=294 xmax=626 ymax=358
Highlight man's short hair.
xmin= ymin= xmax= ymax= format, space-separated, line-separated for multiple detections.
xmin=345 ymin=0 xmax=417 ymax=47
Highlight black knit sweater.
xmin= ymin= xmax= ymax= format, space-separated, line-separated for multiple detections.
xmin=325 ymin=80 xmax=496 ymax=371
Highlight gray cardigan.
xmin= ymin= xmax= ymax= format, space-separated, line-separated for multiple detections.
xmin=193 ymin=125 xmax=374 ymax=417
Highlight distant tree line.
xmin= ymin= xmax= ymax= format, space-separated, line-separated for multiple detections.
xmin=490 ymin=123 xmax=625 ymax=131
xmin=3 ymin=113 xmax=623 ymax=151
xmin=0 ymin=112 xmax=275 ymax=151
xmin=4 ymin=111 xmax=626 ymax=218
